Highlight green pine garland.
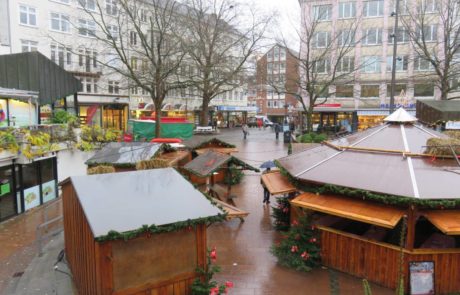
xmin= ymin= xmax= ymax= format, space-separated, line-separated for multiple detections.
xmin=272 ymin=196 xmax=291 ymax=231
xmin=271 ymin=214 xmax=321 ymax=272
xmin=95 ymin=215 xmax=226 ymax=242
xmin=275 ymin=160 xmax=460 ymax=209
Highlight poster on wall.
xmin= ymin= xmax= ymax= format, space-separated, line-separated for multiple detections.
xmin=23 ymin=185 xmax=41 ymax=211
xmin=410 ymin=261 xmax=435 ymax=295
xmin=42 ymin=180 xmax=56 ymax=203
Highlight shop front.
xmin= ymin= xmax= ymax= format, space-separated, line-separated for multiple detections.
xmin=215 ymin=106 xmax=258 ymax=128
xmin=0 ymin=88 xmax=39 ymax=128
xmin=79 ymin=103 xmax=129 ymax=131
xmin=357 ymin=108 xmax=416 ymax=131
xmin=0 ymin=156 xmax=58 ymax=221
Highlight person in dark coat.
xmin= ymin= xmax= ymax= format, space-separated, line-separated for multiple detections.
xmin=275 ymin=123 xmax=280 ymax=140
xmin=262 ymin=167 xmax=271 ymax=204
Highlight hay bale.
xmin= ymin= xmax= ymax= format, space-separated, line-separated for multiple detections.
xmin=426 ymin=137 xmax=460 ymax=156
xmin=444 ymin=131 xmax=460 ymax=140
xmin=87 ymin=165 xmax=116 ymax=175
xmin=135 ymin=158 xmax=169 ymax=170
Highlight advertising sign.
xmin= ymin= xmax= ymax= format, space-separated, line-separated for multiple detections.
xmin=23 ymin=185 xmax=40 ymax=211
xmin=446 ymin=121 xmax=460 ymax=130
xmin=410 ymin=261 xmax=435 ymax=295
xmin=42 ymin=180 xmax=57 ymax=203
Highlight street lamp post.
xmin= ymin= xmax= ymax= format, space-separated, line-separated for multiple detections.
xmin=390 ymin=0 xmax=400 ymax=113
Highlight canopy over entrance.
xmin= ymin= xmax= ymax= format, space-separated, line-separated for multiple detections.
xmin=423 ymin=211 xmax=460 ymax=235
xmin=261 ymin=171 xmax=296 ymax=195
xmin=291 ymin=193 xmax=405 ymax=228
xmin=0 ymin=52 xmax=81 ymax=105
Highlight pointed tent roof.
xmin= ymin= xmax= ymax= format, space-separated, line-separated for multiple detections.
xmin=277 ymin=123 xmax=460 ymax=200
xmin=384 ymin=107 xmax=418 ymax=123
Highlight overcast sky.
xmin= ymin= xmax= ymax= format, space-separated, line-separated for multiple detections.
xmin=252 ymin=0 xmax=301 ymax=49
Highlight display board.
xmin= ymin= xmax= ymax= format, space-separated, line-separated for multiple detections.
xmin=42 ymin=180 xmax=57 ymax=203
xmin=410 ymin=261 xmax=435 ymax=295
xmin=23 ymin=185 xmax=40 ymax=211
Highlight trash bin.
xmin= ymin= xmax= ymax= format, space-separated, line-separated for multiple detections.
xmin=283 ymin=131 xmax=291 ymax=143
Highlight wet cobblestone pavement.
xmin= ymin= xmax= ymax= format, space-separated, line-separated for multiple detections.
xmin=0 ymin=128 xmax=394 ymax=294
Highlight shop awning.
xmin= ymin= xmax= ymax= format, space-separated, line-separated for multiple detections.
xmin=212 ymin=198 xmax=249 ymax=221
xmin=261 ymin=171 xmax=296 ymax=195
xmin=290 ymin=193 xmax=405 ymax=228
xmin=423 ymin=211 xmax=460 ymax=235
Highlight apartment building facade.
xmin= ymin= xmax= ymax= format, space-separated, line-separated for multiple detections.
xmin=255 ymin=45 xmax=299 ymax=123
xmin=0 ymin=0 xmax=247 ymax=129
xmin=299 ymin=0 xmax=445 ymax=130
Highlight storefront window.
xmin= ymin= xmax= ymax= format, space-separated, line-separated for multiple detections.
xmin=22 ymin=163 xmax=41 ymax=211
xmin=79 ymin=105 xmax=102 ymax=126
xmin=40 ymin=104 xmax=53 ymax=124
xmin=0 ymin=99 xmax=7 ymax=127
xmin=8 ymin=99 xmax=37 ymax=127
xmin=0 ymin=166 xmax=16 ymax=221
xmin=40 ymin=159 xmax=57 ymax=203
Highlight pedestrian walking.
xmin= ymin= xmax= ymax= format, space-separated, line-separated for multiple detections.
xmin=257 ymin=118 xmax=262 ymax=130
xmin=274 ymin=123 xmax=280 ymax=140
xmin=263 ymin=186 xmax=270 ymax=204
xmin=242 ymin=124 xmax=249 ymax=140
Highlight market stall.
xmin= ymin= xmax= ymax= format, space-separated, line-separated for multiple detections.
xmin=276 ymin=108 xmax=460 ymax=294
xmin=61 ymin=168 xmax=224 ymax=295
xmin=182 ymin=137 xmax=237 ymax=157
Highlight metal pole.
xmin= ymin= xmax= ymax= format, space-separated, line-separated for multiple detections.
xmin=390 ymin=0 xmax=400 ymax=113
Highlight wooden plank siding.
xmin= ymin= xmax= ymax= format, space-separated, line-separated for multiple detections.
xmin=320 ymin=228 xmax=460 ymax=294
xmin=62 ymin=184 xmax=99 ymax=295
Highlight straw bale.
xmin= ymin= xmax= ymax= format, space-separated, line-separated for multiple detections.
xmin=426 ymin=137 xmax=460 ymax=156
xmin=87 ymin=165 xmax=116 ymax=175
xmin=135 ymin=158 xmax=169 ymax=170
xmin=444 ymin=131 xmax=460 ymax=140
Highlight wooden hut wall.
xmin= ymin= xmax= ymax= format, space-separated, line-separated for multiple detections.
xmin=62 ymin=183 xmax=99 ymax=295
xmin=320 ymin=227 xmax=460 ymax=293
xmin=188 ymin=169 xmax=226 ymax=185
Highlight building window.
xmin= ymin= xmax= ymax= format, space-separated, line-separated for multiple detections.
xmin=363 ymin=28 xmax=382 ymax=45
xmin=338 ymin=30 xmax=355 ymax=46
xmin=106 ymin=0 xmax=118 ymax=16
xmin=130 ymin=31 xmax=137 ymax=46
xmin=363 ymin=0 xmax=383 ymax=17
xmin=339 ymin=2 xmax=356 ymax=19
xmin=336 ymin=85 xmax=354 ymax=97
xmin=361 ymin=85 xmax=380 ymax=97
xmin=78 ymin=49 xmax=84 ymax=66
xmin=337 ymin=56 xmax=354 ymax=73
xmin=414 ymin=84 xmax=434 ymax=96
xmin=66 ymin=48 xmax=72 ymax=66
xmin=81 ymin=78 xmax=98 ymax=93
xmin=386 ymin=56 xmax=408 ymax=72
xmin=19 ymin=5 xmax=37 ymax=26
xmin=107 ymin=25 xmax=119 ymax=40
xmin=418 ymin=25 xmax=437 ymax=42
xmin=108 ymin=81 xmax=120 ymax=94
xmin=418 ymin=0 xmax=438 ymax=13
xmin=21 ymin=40 xmax=38 ymax=52
xmin=314 ymin=31 xmax=331 ymax=48
xmin=386 ymin=84 xmax=406 ymax=96
xmin=78 ymin=0 xmax=96 ymax=11
xmin=312 ymin=5 xmax=332 ymax=21
xmin=362 ymin=56 xmax=381 ymax=73
xmin=50 ymin=13 xmax=70 ymax=32
xmin=51 ymin=44 xmax=66 ymax=67
xmin=394 ymin=0 xmax=409 ymax=15
xmin=140 ymin=9 xmax=148 ymax=22
xmin=51 ymin=0 xmax=70 ymax=3
xmin=131 ymin=57 xmax=138 ymax=70
xmin=414 ymin=56 xmax=434 ymax=71
xmin=78 ymin=19 xmax=96 ymax=37
xmin=388 ymin=27 xmax=409 ymax=43
xmin=314 ymin=59 xmax=330 ymax=74
xmin=280 ymin=49 xmax=286 ymax=60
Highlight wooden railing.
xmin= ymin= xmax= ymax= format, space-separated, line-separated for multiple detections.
xmin=319 ymin=226 xmax=460 ymax=294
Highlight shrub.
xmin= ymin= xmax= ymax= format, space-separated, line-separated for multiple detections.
xmin=297 ymin=132 xmax=327 ymax=143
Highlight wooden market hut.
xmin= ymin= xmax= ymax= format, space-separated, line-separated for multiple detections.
xmin=261 ymin=170 xmax=297 ymax=197
xmin=61 ymin=168 xmax=224 ymax=295
xmin=183 ymin=150 xmax=259 ymax=220
xmin=276 ymin=108 xmax=460 ymax=293
xmin=182 ymin=136 xmax=238 ymax=156
xmin=85 ymin=142 xmax=191 ymax=173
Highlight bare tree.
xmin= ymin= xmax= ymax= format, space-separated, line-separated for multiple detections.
xmin=274 ymin=8 xmax=362 ymax=132
xmin=181 ymin=0 xmax=272 ymax=125
xmin=400 ymin=0 xmax=460 ymax=100
xmin=78 ymin=0 xmax=187 ymax=137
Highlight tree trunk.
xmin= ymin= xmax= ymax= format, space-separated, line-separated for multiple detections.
xmin=154 ymin=102 xmax=162 ymax=138
xmin=306 ymin=105 xmax=314 ymax=133
xmin=200 ymin=100 xmax=210 ymax=126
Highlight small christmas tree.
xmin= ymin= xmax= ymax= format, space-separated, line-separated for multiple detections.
xmin=271 ymin=196 xmax=291 ymax=231
xmin=271 ymin=214 xmax=321 ymax=272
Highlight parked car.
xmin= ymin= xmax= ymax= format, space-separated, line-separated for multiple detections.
xmin=248 ymin=116 xmax=273 ymax=127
